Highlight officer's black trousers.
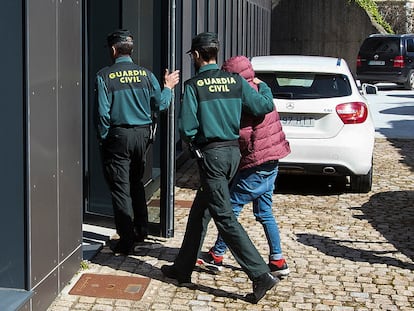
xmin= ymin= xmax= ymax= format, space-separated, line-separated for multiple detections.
xmin=102 ymin=126 xmax=150 ymax=249
xmin=173 ymin=145 xmax=270 ymax=281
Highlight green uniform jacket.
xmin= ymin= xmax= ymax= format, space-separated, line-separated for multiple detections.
xmin=179 ymin=63 xmax=274 ymax=146
xmin=96 ymin=56 xmax=172 ymax=140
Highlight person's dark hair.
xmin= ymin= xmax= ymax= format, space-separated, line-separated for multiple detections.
xmin=195 ymin=46 xmax=218 ymax=62
xmin=113 ymin=41 xmax=133 ymax=55
xmin=107 ymin=29 xmax=134 ymax=55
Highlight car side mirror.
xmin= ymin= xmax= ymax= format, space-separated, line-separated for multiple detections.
xmin=361 ymin=83 xmax=378 ymax=95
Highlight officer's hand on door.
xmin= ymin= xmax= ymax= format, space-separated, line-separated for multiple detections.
xmin=164 ymin=69 xmax=180 ymax=89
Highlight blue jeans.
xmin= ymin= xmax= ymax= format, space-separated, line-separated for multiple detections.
xmin=211 ymin=161 xmax=283 ymax=261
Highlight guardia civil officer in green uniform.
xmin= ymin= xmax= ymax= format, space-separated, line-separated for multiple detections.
xmin=161 ymin=32 xmax=278 ymax=304
xmin=96 ymin=29 xmax=179 ymax=255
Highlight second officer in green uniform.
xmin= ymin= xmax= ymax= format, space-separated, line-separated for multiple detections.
xmin=161 ymin=32 xmax=278 ymax=304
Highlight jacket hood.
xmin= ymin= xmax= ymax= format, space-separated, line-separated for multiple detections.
xmin=222 ymin=55 xmax=257 ymax=91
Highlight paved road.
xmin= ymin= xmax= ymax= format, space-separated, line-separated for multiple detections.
xmin=365 ymin=84 xmax=414 ymax=139
xmin=48 ymin=138 xmax=414 ymax=311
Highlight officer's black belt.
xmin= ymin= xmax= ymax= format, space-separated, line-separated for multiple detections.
xmin=199 ymin=139 xmax=239 ymax=152
xmin=112 ymin=124 xmax=150 ymax=129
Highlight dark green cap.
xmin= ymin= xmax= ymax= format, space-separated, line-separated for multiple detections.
xmin=187 ymin=32 xmax=219 ymax=53
xmin=107 ymin=29 xmax=133 ymax=46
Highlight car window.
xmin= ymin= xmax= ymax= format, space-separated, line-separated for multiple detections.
xmin=359 ymin=37 xmax=400 ymax=54
xmin=256 ymin=72 xmax=352 ymax=99
xmin=407 ymin=38 xmax=414 ymax=53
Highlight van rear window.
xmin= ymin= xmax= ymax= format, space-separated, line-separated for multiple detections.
xmin=359 ymin=37 xmax=400 ymax=54
xmin=256 ymin=72 xmax=352 ymax=99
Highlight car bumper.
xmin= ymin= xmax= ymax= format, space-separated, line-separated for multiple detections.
xmin=280 ymin=125 xmax=375 ymax=176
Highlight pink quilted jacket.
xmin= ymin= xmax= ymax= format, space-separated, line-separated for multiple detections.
xmin=222 ymin=55 xmax=290 ymax=170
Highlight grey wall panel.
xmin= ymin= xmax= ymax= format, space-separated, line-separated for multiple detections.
xmin=242 ymin=0 xmax=247 ymax=54
xmin=30 ymin=269 xmax=58 ymax=311
xmin=217 ymin=0 xmax=225 ymax=64
xmin=0 ymin=0 xmax=25 ymax=289
xmin=27 ymin=0 xmax=59 ymax=288
xmin=236 ymin=0 xmax=243 ymax=54
xmin=197 ymin=0 xmax=206 ymax=31
xmin=57 ymin=0 xmax=83 ymax=262
xmin=181 ymin=0 xmax=193 ymax=82
xmin=207 ymin=0 xmax=218 ymax=32
xmin=58 ymin=248 xmax=82 ymax=290
xmin=224 ymin=1 xmax=232 ymax=61
xmin=231 ymin=0 xmax=238 ymax=56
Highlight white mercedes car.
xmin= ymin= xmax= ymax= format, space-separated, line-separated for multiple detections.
xmin=251 ymin=55 xmax=375 ymax=193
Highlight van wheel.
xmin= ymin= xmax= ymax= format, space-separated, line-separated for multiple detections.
xmin=350 ymin=167 xmax=373 ymax=193
xmin=404 ymin=70 xmax=414 ymax=89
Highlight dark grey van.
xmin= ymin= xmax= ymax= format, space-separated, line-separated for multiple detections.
xmin=356 ymin=34 xmax=414 ymax=89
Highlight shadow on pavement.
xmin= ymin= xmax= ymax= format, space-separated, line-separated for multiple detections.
xmin=380 ymin=105 xmax=414 ymax=115
xmin=376 ymin=119 xmax=414 ymax=140
xmin=275 ymin=174 xmax=348 ymax=195
xmin=386 ymin=139 xmax=414 ymax=172
xmin=297 ymin=190 xmax=414 ymax=271
xmin=355 ymin=190 xmax=414 ymax=264
xmin=89 ymin=245 xmax=250 ymax=303
xmin=297 ymin=233 xmax=414 ymax=270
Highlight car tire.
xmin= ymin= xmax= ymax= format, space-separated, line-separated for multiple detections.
xmin=350 ymin=167 xmax=373 ymax=193
xmin=404 ymin=70 xmax=414 ymax=90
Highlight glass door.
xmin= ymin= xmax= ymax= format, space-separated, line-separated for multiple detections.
xmin=84 ymin=0 xmax=172 ymax=237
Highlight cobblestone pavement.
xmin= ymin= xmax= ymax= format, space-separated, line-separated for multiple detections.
xmin=48 ymin=138 xmax=414 ymax=311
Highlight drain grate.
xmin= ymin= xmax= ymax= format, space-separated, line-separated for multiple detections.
xmin=69 ymin=273 xmax=150 ymax=300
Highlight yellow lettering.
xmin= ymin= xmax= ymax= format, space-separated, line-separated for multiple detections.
xmin=197 ymin=76 xmax=236 ymax=90
xmin=209 ymin=85 xmax=230 ymax=92
xmin=119 ymin=76 xmax=141 ymax=83
xmin=109 ymin=69 xmax=147 ymax=80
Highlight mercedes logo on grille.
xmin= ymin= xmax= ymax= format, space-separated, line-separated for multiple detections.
xmin=286 ymin=102 xmax=295 ymax=110
xmin=374 ymin=54 xmax=379 ymax=60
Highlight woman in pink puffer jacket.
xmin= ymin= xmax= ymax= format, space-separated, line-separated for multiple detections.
xmin=200 ymin=55 xmax=291 ymax=277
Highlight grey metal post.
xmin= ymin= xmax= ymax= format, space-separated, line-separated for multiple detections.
xmin=161 ymin=0 xmax=176 ymax=238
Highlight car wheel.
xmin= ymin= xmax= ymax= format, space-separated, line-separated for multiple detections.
xmin=350 ymin=167 xmax=373 ymax=193
xmin=404 ymin=70 xmax=414 ymax=90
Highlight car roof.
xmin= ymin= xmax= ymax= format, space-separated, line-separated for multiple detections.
xmin=251 ymin=55 xmax=350 ymax=75
xmin=367 ymin=33 xmax=414 ymax=39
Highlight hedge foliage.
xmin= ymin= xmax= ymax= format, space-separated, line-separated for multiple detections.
xmin=353 ymin=0 xmax=394 ymax=33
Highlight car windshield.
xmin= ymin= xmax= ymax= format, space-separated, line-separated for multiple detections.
xmin=359 ymin=37 xmax=400 ymax=54
xmin=256 ymin=72 xmax=352 ymax=99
